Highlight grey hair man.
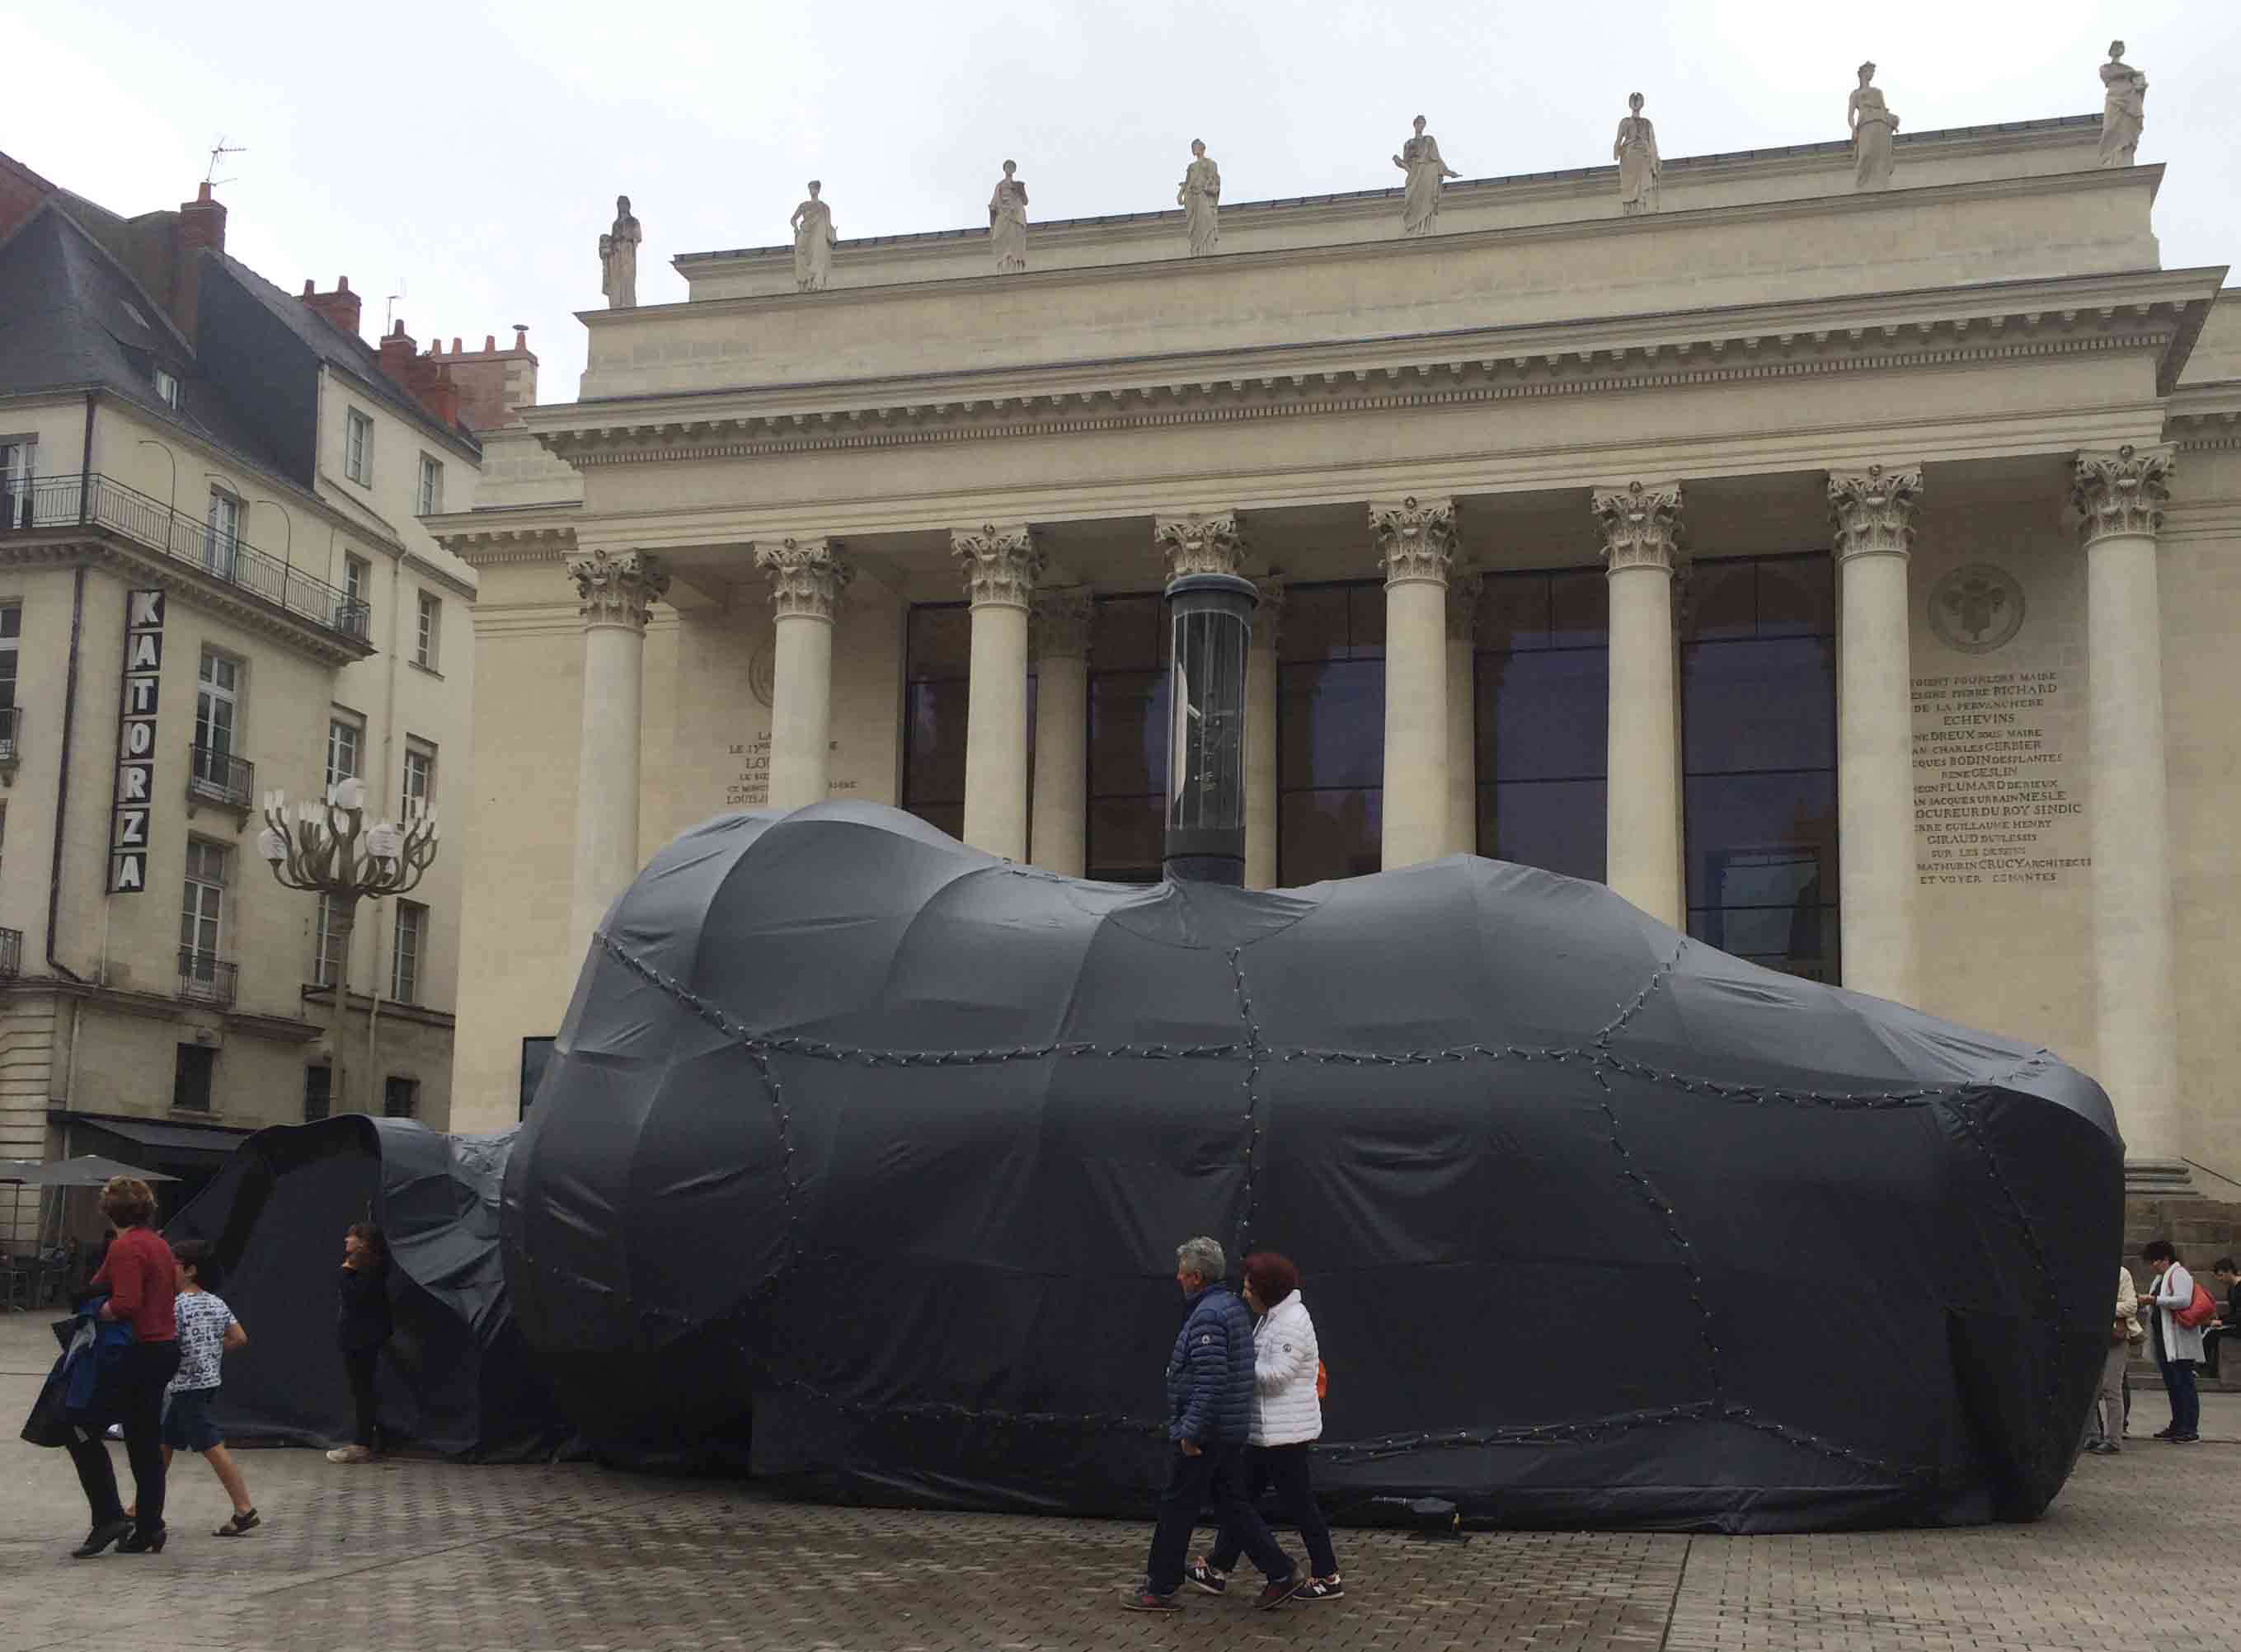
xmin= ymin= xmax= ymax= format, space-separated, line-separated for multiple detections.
xmin=1123 ymin=1237 xmax=1303 ymax=1612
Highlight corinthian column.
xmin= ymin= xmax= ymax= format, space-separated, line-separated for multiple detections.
xmin=1829 ymin=464 xmax=1923 ymax=1003
xmin=754 ymin=537 xmax=851 ymax=812
xmin=1370 ymin=496 xmax=1454 ymax=870
xmin=2074 ymin=444 xmax=2185 ymax=1188
xmin=1593 ymin=481 xmax=1684 ymax=927
xmin=1246 ymin=576 xmax=1285 ymax=888
xmin=566 ymin=549 xmax=669 ymax=955
xmin=953 ymin=523 xmax=1044 ymax=860
xmin=1030 ymin=585 xmax=1092 ymax=876
xmin=1446 ymin=567 xmax=1482 ymax=857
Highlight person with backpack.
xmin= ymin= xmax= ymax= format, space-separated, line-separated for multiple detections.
xmin=1121 ymin=1237 xmax=1304 ymax=1613
xmin=1186 ymin=1251 xmax=1343 ymax=1602
xmin=2140 ymin=1239 xmax=2212 ymax=1443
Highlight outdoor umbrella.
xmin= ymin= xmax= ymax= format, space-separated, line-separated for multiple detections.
xmin=35 ymin=1156 xmax=178 ymax=1188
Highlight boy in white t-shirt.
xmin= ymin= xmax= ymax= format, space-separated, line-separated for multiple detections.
xmin=160 ymin=1240 xmax=259 ymax=1535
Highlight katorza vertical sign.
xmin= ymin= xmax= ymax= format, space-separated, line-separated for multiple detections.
xmin=109 ymin=589 xmax=165 ymax=893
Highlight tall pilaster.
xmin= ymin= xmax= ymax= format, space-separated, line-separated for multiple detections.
xmin=1030 ymin=585 xmax=1092 ymax=876
xmin=953 ymin=523 xmax=1044 ymax=861
xmin=566 ymin=549 xmax=669 ymax=957
xmin=754 ymin=537 xmax=851 ymax=813
xmin=1593 ymin=481 xmax=1684 ymax=927
xmin=1445 ymin=567 xmax=1482 ymax=857
xmin=1246 ymin=575 xmax=1285 ymax=888
xmin=1370 ymin=496 xmax=1454 ymax=870
xmin=1829 ymin=464 xmax=1923 ymax=1003
xmin=2074 ymin=444 xmax=2186 ymax=1188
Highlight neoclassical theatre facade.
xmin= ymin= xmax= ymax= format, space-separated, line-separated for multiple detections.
xmin=437 ymin=112 xmax=2241 ymax=1195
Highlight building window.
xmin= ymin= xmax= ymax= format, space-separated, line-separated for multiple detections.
xmin=344 ymin=409 xmax=373 ymax=486
xmin=173 ymin=1044 xmax=217 ymax=1113
xmin=327 ymin=712 xmax=364 ymax=788
xmin=312 ymin=892 xmax=346 ymax=988
xmin=1277 ymin=582 xmax=1386 ymax=885
xmin=0 ymin=602 xmax=18 ymax=712
xmin=900 ymin=604 xmax=970 ymax=843
xmin=0 ymin=439 xmax=34 ymax=528
xmin=383 ymin=1076 xmax=419 ymax=1119
xmin=345 ymin=553 xmax=369 ymax=607
xmin=1085 ymin=594 xmax=1172 ymax=883
xmin=204 ymin=488 xmax=242 ymax=579
xmin=180 ymin=838 xmax=229 ymax=980
xmin=402 ymin=739 xmax=436 ymax=814
xmin=303 ymin=1064 xmax=333 ymax=1122
xmin=1475 ymin=570 xmax=1610 ymax=881
xmin=155 ymin=368 xmax=181 ymax=410
xmin=1680 ymin=555 xmax=1839 ymax=983
xmin=416 ymin=454 xmax=443 ymax=516
xmin=415 ymin=591 xmax=441 ymax=669
xmin=192 ymin=649 xmax=240 ymax=799
xmin=392 ymin=899 xmax=425 ymax=1003
xmin=520 ymin=1035 xmax=557 ymax=1120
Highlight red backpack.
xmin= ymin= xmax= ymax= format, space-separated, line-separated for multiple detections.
xmin=2175 ymin=1280 xmax=2219 ymax=1330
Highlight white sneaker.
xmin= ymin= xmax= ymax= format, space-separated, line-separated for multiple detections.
xmin=325 ymin=1444 xmax=375 ymax=1464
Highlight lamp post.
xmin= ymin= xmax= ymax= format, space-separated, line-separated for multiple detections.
xmin=256 ymin=778 xmax=439 ymax=1115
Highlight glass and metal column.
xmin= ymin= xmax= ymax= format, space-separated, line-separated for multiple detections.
xmin=1163 ymin=571 xmax=1257 ymax=885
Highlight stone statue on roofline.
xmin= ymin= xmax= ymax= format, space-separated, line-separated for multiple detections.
xmin=2098 ymin=40 xmax=2148 ymax=167
xmin=1848 ymin=63 xmax=1900 ymax=190
xmin=1614 ymin=92 xmax=1660 ymax=215
xmin=791 ymin=181 xmax=836 ymax=293
xmin=1178 ymin=139 xmax=1221 ymax=256
xmin=989 ymin=161 xmax=1029 ymax=273
xmin=1393 ymin=115 xmax=1460 ymax=236
xmin=599 ymin=195 xmax=641 ymax=309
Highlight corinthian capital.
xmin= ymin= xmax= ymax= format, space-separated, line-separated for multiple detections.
xmin=1153 ymin=511 xmax=1247 ymax=582
xmin=1591 ymin=481 xmax=1684 ymax=571
xmin=1370 ymin=495 xmax=1456 ymax=585
xmin=1445 ymin=566 xmax=1484 ymax=642
xmin=753 ymin=537 xmax=852 ymax=621
xmin=1030 ymin=584 xmax=1094 ymax=660
xmin=951 ymin=523 xmax=1045 ymax=609
xmin=1828 ymin=463 xmax=1924 ymax=562
xmin=1251 ymin=575 xmax=1286 ymax=653
xmin=566 ymin=549 xmax=669 ymax=629
xmin=2073 ymin=444 xmax=2174 ymax=544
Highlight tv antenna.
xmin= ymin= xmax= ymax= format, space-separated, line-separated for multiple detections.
xmin=204 ymin=137 xmax=246 ymax=189
xmin=385 ymin=279 xmax=406 ymax=336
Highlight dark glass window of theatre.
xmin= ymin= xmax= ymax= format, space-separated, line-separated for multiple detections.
xmin=901 ymin=604 xmax=972 ymax=843
xmin=1085 ymin=593 xmax=1169 ymax=883
xmin=1680 ymin=554 xmax=1839 ymax=983
xmin=1475 ymin=570 xmax=1610 ymax=881
xmin=1277 ymin=583 xmax=1386 ymax=886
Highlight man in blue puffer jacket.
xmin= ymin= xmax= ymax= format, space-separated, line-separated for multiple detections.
xmin=1124 ymin=1236 xmax=1303 ymax=1612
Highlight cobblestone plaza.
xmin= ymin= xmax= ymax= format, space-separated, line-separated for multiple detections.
xmin=6 ymin=1317 xmax=2237 ymax=1652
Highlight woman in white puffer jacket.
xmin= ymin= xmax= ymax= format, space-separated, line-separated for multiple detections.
xmin=1188 ymin=1252 xmax=1344 ymax=1602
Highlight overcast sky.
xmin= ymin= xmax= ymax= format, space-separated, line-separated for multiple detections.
xmin=12 ymin=1 xmax=2239 ymax=403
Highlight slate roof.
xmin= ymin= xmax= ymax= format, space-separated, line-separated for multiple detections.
xmin=0 ymin=201 xmax=293 ymax=476
xmin=204 ymin=251 xmax=481 ymax=459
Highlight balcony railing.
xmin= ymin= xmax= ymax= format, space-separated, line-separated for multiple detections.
xmin=0 ymin=476 xmax=370 ymax=641
xmin=0 ymin=927 xmax=20 ymax=977
xmin=178 ymin=947 xmax=237 ymax=1008
xmin=0 ymin=704 xmax=16 ymax=767
xmin=187 ymin=743 xmax=256 ymax=810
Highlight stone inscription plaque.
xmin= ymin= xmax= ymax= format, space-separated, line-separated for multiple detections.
xmin=723 ymin=734 xmax=856 ymax=809
xmin=1912 ymin=669 xmax=2088 ymax=886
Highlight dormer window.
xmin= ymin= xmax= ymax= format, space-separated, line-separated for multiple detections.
xmin=155 ymin=368 xmax=181 ymax=410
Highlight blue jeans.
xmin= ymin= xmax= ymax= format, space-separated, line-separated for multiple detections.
xmin=2158 ymin=1356 xmax=2200 ymax=1437
xmin=1144 ymin=1442 xmax=1293 ymax=1597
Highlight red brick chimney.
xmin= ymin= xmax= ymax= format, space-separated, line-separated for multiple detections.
xmin=374 ymin=320 xmax=463 ymax=429
xmin=433 ymin=324 xmax=539 ymax=431
xmin=301 ymin=276 xmax=363 ymax=340
xmin=178 ymin=181 xmax=225 ymax=259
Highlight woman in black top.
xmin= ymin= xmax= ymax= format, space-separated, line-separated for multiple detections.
xmin=327 ymin=1223 xmax=392 ymax=1465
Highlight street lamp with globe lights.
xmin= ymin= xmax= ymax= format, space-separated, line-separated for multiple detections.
xmin=257 ymin=777 xmax=439 ymax=1115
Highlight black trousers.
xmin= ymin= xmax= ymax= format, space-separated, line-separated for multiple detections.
xmin=1208 ymin=1443 xmax=1339 ymax=1580
xmin=341 ymin=1344 xmax=385 ymax=1449
xmin=1144 ymin=1441 xmax=1293 ymax=1597
xmin=65 ymin=1339 xmax=180 ymax=1534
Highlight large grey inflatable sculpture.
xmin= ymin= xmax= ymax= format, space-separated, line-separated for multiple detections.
xmin=503 ymin=801 xmax=2121 ymax=1533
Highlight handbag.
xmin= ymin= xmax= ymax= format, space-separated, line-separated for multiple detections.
xmin=2176 ymin=1281 xmax=2219 ymax=1331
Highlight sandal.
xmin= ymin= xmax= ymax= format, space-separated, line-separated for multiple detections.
xmin=214 ymin=1509 xmax=261 ymax=1537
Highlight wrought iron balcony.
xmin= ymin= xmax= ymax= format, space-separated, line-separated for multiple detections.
xmin=0 ymin=704 xmax=16 ymax=772
xmin=187 ymin=743 xmax=256 ymax=810
xmin=0 ymin=475 xmax=370 ymax=641
xmin=178 ymin=947 xmax=237 ymax=1008
xmin=0 ymin=927 xmax=20 ymax=977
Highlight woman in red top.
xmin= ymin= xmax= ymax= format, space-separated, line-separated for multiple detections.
xmin=65 ymin=1176 xmax=181 ymax=1556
